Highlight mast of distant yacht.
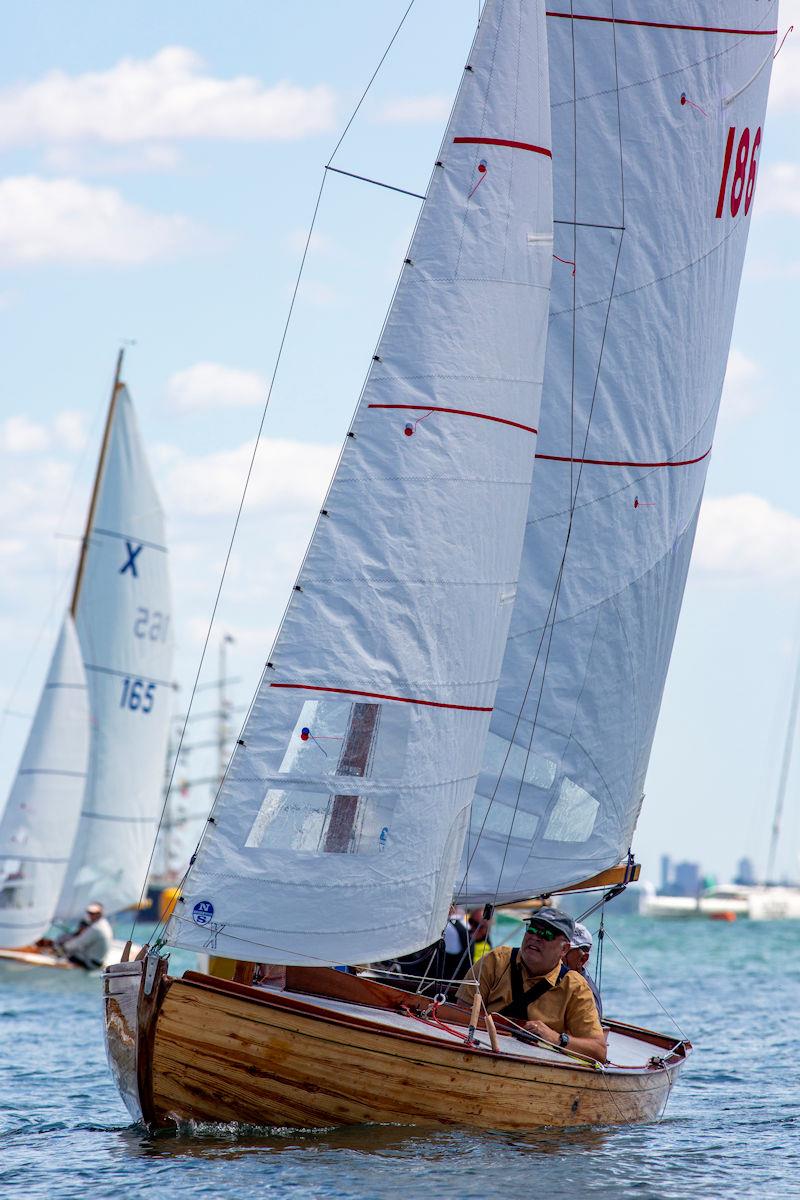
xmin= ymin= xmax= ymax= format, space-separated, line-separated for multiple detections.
xmin=70 ymin=348 xmax=124 ymax=617
xmin=766 ymin=632 xmax=800 ymax=883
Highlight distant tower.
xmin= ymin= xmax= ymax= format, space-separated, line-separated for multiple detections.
xmin=674 ymin=861 xmax=701 ymax=897
xmin=660 ymin=854 xmax=671 ymax=893
xmin=735 ymin=856 xmax=756 ymax=886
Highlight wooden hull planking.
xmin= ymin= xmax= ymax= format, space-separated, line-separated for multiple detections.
xmin=104 ymin=959 xmax=688 ymax=1130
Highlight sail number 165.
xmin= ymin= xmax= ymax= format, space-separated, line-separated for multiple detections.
xmin=120 ymin=677 xmax=156 ymax=713
xmin=716 ymin=125 xmax=761 ymax=219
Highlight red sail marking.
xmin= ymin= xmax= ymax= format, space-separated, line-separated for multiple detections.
xmin=368 ymin=404 xmax=538 ymax=436
xmin=452 ymin=136 xmax=553 ymax=158
xmin=535 ymin=448 xmax=711 ymax=468
xmin=545 ymin=12 xmax=777 ymax=36
xmin=270 ymin=683 xmax=492 ymax=713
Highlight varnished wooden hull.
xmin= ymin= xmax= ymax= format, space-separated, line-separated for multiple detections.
xmin=104 ymin=958 xmax=689 ymax=1130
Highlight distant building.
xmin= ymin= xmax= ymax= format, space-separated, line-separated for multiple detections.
xmin=734 ymin=857 xmax=757 ymax=886
xmin=673 ymin=861 xmax=702 ymax=897
xmin=660 ymin=854 xmax=671 ymax=892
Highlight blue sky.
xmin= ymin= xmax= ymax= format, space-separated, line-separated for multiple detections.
xmin=0 ymin=1 xmax=799 ymax=886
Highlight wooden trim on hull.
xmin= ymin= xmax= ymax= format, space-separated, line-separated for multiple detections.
xmin=103 ymin=962 xmax=688 ymax=1130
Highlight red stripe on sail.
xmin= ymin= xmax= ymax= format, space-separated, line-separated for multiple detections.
xmin=270 ymin=683 xmax=492 ymax=713
xmin=535 ymin=449 xmax=711 ymax=468
xmin=452 ymin=136 xmax=552 ymax=158
xmin=368 ymin=404 xmax=538 ymax=436
xmin=545 ymin=12 xmax=777 ymax=36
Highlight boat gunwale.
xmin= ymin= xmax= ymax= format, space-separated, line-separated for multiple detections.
xmin=174 ymin=968 xmax=690 ymax=1075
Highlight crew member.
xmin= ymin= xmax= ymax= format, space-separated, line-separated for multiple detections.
xmin=456 ymin=907 xmax=607 ymax=1062
xmin=56 ymin=902 xmax=113 ymax=969
xmin=564 ymin=921 xmax=602 ymax=1017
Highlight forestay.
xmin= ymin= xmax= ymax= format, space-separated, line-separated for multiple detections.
xmin=56 ymin=386 xmax=173 ymax=921
xmin=0 ymin=616 xmax=89 ymax=947
xmin=458 ymin=1 xmax=777 ymax=903
xmin=169 ymin=0 xmax=554 ymax=965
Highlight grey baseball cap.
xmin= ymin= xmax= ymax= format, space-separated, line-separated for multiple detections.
xmin=525 ymin=906 xmax=575 ymax=940
xmin=570 ymin=921 xmax=593 ymax=949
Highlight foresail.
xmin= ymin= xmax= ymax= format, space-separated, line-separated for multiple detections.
xmin=0 ymin=615 xmax=89 ymax=947
xmin=56 ymin=386 xmax=173 ymax=921
xmin=168 ymin=0 xmax=553 ymax=966
xmin=458 ymin=1 xmax=777 ymax=903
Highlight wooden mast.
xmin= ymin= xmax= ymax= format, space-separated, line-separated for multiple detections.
xmin=69 ymin=348 xmax=125 ymax=619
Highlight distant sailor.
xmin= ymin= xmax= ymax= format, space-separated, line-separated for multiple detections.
xmin=56 ymin=902 xmax=113 ymax=970
xmin=564 ymin=921 xmax=602 ymax=1018
xmin=456 ymin=907 xmax=607 ymax=1062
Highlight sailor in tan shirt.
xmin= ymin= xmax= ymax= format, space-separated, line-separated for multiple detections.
xmin=456 ymin=907 xmax=607 ymax=1062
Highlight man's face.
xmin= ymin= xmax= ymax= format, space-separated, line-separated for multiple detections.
xmin=86 ymin=909 xmax=100 ymax=924
xmin=519 ymin=924 xmax=569 ymax=974
xmin=564 ymin=945 xmax=590 ymax=971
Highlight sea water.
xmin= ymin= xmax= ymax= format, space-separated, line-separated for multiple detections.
xmin=2 ymin=915 xmax=798 ymax=1199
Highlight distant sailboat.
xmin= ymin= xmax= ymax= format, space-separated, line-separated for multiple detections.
xmin=0 ymin=351 xmax=173 ymax=968
xmin=104 ymin=0 xmax=774 ymax=1127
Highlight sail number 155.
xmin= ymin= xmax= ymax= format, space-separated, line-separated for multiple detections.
xmin=716 ymin=125 xmax=761 ymax=219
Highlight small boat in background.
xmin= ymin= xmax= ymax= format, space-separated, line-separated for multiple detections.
xmin=0 ymin=350 xmax=173 ymax=970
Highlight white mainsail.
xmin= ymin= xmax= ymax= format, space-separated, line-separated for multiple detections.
xmin=458 ymin=2 xmax=778 ymax=902
xmin=56 ymin=385 xmax=173 ymax=921
xmin=0 ymin=616 xmax=89 ymax=947
xmin=168 ymin=0 xmax=553 ymax=965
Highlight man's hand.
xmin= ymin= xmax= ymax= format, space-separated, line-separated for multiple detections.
xmin=524 ymin=1019 xmax=559 ymax=1045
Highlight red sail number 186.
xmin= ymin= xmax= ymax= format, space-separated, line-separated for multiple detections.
xmin=716 ymin=126 xmax=762 ymax=219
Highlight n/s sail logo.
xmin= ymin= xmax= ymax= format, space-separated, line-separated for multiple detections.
xmin=192 ymin=900 xmax=215 ymax=926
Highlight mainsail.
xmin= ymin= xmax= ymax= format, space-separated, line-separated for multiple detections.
xmin=56 ymin=384 xmax=173 ymax=921
xmin=458 ymin=1 xmax=778 ymax=902
xmin=0 ymin=616 xmax=89 ymax=947
xmin=169 ymin=0 xmax=554 ymax=965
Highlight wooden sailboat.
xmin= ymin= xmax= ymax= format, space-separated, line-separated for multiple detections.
xmin=104 ymin=0 xmax=775 ymax=1126
xmin=0 ymin=350 xmax=173 ymax=970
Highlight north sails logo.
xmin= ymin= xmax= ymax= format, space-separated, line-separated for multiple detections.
xmin=192 ymin=900 xmax=214 ymax=926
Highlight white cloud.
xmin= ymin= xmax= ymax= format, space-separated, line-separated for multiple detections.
xmin=0 ymin=48 xmax=336 ymax=147
xmin=0 ymin=415 xmax=50 ymax=453
xmin=695 ymin=494 xmax=800 ymax=580
xmin=0 ymin=409 xmax=89 ymax=456
xmin=302 ymin=280 xmax=339 ymax=306
xmin=167 ymin=362 xmax=266 ymax=412
xmin=43 ymin=142 xmax=181 ymax=175
xmin=161 ymin=436 xmax=338 ymax=518
xmin=756 ymin=163 xmax=800 ymax=217
xmin=374 ymin=95 xmax=451 ymax=124
xmin=53 ymin=410 xmax=88 ymax=452
xmin=0 ymin=176 xmax=198 ymax=265
xmin=719 ymin=347 xmax=762 ymax=424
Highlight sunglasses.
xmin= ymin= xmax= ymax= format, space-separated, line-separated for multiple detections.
xmin=525 ymin=923 xmax=559 ymax=941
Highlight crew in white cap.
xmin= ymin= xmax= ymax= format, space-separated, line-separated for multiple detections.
xmin=56 ymin=902 xmax=113 ymax=970
xmin=564 ymin=922 xmax=602 ymax=1018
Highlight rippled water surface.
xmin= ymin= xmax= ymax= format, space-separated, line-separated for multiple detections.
xmin=2 ymin=916 xmax=799 ymax=1198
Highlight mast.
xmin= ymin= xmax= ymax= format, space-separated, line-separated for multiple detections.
xmin=765 ymin=635 xmax=800 ymax=883
xmin=69 ymin=348 xmax=124 ymax=618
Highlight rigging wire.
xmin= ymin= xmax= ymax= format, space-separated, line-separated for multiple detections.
xmin=601 ymin=927 xmax=688 ymax=1041
xmin=134 ymin=0 xmax=419 ymax=948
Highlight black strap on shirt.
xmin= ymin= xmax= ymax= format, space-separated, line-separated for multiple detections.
xmin=498 ymin=948 xmax=569 ymax=1021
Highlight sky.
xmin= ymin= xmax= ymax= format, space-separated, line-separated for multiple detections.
xmin=0 ymin=1 xmax=798 ymax=888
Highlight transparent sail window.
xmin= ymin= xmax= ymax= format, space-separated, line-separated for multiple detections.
xmin=278 ymin=699 xmax=409 ymax=781
xmin=542 ymin=777 xmax=599 ymax=843
xmin=245 ymin=788 xmax=397 ymax=856
xmin=0 ymin=860 xmax=35 ymax=910
xmin=470 ymin=795 xmax=540 ymax=842
xmin=483 ymin=733 xmax=557 ymax=789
